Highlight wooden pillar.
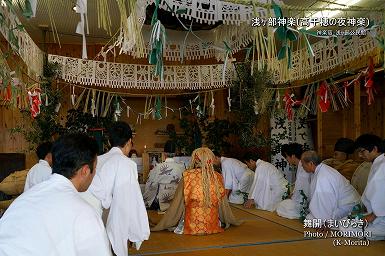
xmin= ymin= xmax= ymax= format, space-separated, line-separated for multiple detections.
xmin=317 ymin=97 xmax=323 ymax=158
xmin=353 ymin=81 xmax=361 ymax=138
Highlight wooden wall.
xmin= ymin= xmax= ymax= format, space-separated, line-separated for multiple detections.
xmin=317 ymin=72 xmax=385 ymax=159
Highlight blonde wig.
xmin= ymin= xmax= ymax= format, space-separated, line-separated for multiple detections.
xmin=189 ymin=147 xmax=222 ymax=207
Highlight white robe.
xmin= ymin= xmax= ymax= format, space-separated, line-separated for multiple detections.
xmin=351 ymin=154 xmax=385 ymax=239
xmin=23 ymin=160 xmax=52 ymax=192
xmin=277 ymin=161 xmax=312 ymax=219
xmin=0 ymin=174 xmax=111 ymax=256
xmin=221 ymin=157 xmax=254 ymax=204
xmin=306 ymin=163 xmax=360 ymax=221
xmin=143 ymin=158 xmax=185 ymax=211
xmin=89 ymin=147 xmax=150 ymax=256
xmin=248 ymin=159 xmax=288 ymax=212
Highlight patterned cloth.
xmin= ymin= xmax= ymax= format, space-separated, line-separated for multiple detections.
xmin=143 ymin=158 xmax=185 ymax=211
xmin=183 ymin=169 xmax=225 ymax=235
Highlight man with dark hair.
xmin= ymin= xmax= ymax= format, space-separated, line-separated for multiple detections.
xmin=301 ymin=151 xmax=360 ymax=222
xmin=340 ymin=134 xmax=385 ymax=240
xmin=213 ymin=151 xmax=254 ymax=204
xmin=24 ymin=141 xmax=53 ymax=191
xmin=86 ymin=121 xmax=150 ymax=256
xmin=143 ymin=140 xmax=185 ymax=212
xmin=243 ymin=152 xmax=288 ymax=212
xmin=276 ymin=143 xmax=311 ymax=219
xmin=322 ymin=138 xmax=363 ymax=181
xmin=0 ymin=134 xmax=111 ymax=256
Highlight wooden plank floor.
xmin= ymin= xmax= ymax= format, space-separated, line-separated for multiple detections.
xmin=130 ymin=205 xmax=385 ymax=256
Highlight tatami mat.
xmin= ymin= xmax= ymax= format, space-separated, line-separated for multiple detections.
xmin=130 ymin=206 xmax=385 ymax=256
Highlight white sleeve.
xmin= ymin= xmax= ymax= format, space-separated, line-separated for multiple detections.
xmin=221 ymin=162 xmax=234 ymax=190
xmin=106 ymin=160 xmax=150 ymax=256
xmin=74 ymin=210 xmax=112 ymax=256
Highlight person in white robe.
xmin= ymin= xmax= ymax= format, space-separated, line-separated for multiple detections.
xmin=0 ymin=134 xmax=111 ymax=256
xmin=301 ymin=151 xmax=360 ymax=222
xmin=213 ymin=151 xmax=254 ymax=204
xmin=23 ymin=142 xmax=53 ymax=191
xmin=143 ymin=140 xmax=185 ymax=212
xmin=339 ymin=134 xmax=385 ymax=240
xmin=276 ymin=143 xmax=312 ymax=219
xmin=86 ymin=121 xmax=150 ymax=256
xmin=243 ymin=152 xmax=288 ymax=212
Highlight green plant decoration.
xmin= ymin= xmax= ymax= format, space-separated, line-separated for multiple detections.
xmin=11 ymin=62 xmax=63 ymax=150
xmin=231 ymin=62 xmax=274 ymax=148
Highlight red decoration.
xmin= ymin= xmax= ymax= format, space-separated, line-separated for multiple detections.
xmin=283 ymin=89 xmax=302 ymax=120
xmin=28 ymin=88 xmax=42 ymax=118
xmin=365 ymin=57 xmax=374 ymax=105
xmin=317 ymin=81 xmax=330 ymax=112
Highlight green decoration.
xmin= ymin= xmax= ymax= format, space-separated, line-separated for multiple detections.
xmin=22 ymin=0 xmax=33 ymax=19
xmin=175 ymin=8 xmax=187 ymax=14
xmin=231 ymin=63 xmax=273 ymax=148
xmin=299 ymin=190 xmax=309 ymax=222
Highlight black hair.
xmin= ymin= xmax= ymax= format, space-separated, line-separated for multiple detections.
xmin=281 ymin=143 xmax=303 ymax=159
xmin=52 ymin=133 xmax=98 ymax=179
xmin=164 ymin=140 xmax=176 ymax=154
xmin=355 ymin=134 xmax=384 ymax=153
xmin=243 ymin=152 xmax=260 ymax=162
xmin=108 ymin=121 xmax=133 ymax=147
xmin=36 ymin=142 xmax=53 ymax=160
xmin=212 ymin=150 xmax=221 ymax=157
xmin=334 ymin=138 xmax=355 ymax=154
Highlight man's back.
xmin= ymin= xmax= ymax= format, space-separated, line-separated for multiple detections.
xmin=0 ymin=174 xmax=111 ymax=256
xmin=23 ymin=160 xmax=52 ymax=191
xmin=309 ymin=163 xmax=360 ymax=220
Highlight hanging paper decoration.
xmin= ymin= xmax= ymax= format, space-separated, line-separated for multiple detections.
xmin=45 ymin=94 xmax=48 ymax=106
xmin=317 ymin=81 xmax=330 ymax=113
xmin=91 ymin=89 xmax=96 ymax=117
xmin=71 ymin=86 xmax=76 ymax=106
xmin=343 ymin=81 xmax=349 ymax=102
xmin=364 ymin=57 xmax=375 ymax=105
xmin=127 ymin=105 xmax=130 ymax=118
xmin=75 ymin=0 xmax=89 ymax=59
xmin=154 ymin=96 xmax=162 ymax=120
xmin=114 ymin=97 xmax=122 ymax=121
xmin=210 ymin=91 xmax=215 ymax=116
xmin=253 ymin=98 xmax=259 ymax=115
xmin=148 ymin=0 xmax=165 ymax=79
xmin=227 ymin=87 xmax=232 ymax=112
xmin=28 ymin=88 xmax=41 ymax=118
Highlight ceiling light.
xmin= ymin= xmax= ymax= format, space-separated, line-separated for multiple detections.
xmin=73 ymin=6 xmax=77 ymax=12
xmin=1 ymin=0 xmax=6 ymax=7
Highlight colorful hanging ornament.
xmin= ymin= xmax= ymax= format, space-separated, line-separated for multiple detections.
xmin=317 ymin=81 xmax=331 ymax=112
xmin=28 ymin=88 xmax=42 ymax=118
xmin=283 ymin=89 xmax=302 ymax=120
xmin=364 ymin=57 xmax=375 ymax=105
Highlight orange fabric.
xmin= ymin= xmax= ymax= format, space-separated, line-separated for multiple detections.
xmin=183 ymin=169 xmax=225 ymax=235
